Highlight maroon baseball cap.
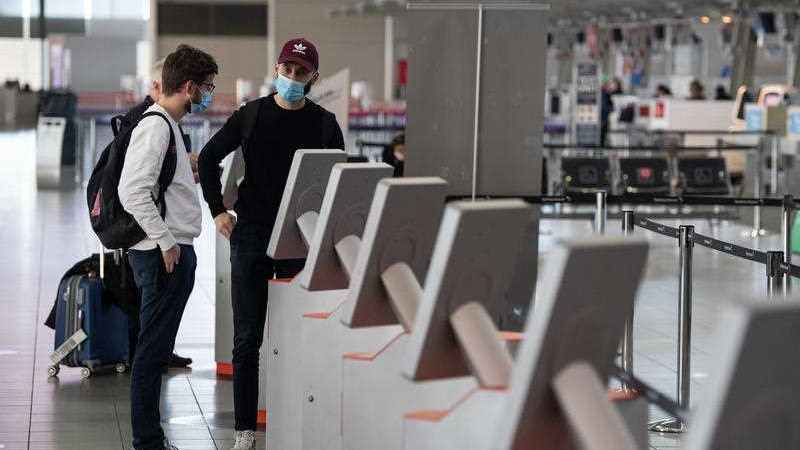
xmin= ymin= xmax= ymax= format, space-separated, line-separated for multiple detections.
xmin=277 ymin=38 xmax=319 ymax=72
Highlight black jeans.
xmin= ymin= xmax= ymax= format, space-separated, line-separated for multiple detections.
xmin=128 ymin=245 xmax=197 ymax=450
xmin=230 ymin=219 xmax=304 ymax=431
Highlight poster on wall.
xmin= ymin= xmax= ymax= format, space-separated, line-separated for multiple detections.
xmin=308 ymin=68 xmax=350 ymax=141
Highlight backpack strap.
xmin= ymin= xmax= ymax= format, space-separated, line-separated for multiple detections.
xmin=139 ymin=111 xmax=177 ymax=219
xmin=239 ymin=98 xmax=263 ymax=154
xmin=111 ymin=115 xmax=125 ymax=137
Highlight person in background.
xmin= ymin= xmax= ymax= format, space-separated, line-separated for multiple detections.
xmin=715 ymin=85 xmax=732 ymax=100
xmin=655 ymin=84 xmax=672 ymax=98
xmin=198 ymin=38 xmax=344 ymax=450
xmin=689 ymin=79 xmax=706 ymax=100
xmin=390 ymin=133 xmax=406 ymax=177
xmin=381 ymin=133 xmax=406 ymax=177
xmin=119 ymin=60 xmax=196 ymax=371
xmin=118 ymin=44 xmax=218 ymax=450
xmin=600 ymin=77 xmax=622 ymax=146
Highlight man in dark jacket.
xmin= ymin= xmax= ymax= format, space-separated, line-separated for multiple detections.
xmin=198 ymin=38 xmax=344 ymax=450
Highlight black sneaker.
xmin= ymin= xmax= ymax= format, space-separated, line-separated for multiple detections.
xmin=169 ymin=353 xmax=192 ymax=368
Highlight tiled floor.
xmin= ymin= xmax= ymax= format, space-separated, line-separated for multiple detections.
xmin=0 ymin=129 xmax=790 ymax=449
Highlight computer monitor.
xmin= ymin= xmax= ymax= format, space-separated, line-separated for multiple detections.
xmin=493 ymin=237 xmax=648 ymax=449
xmin=340 ymin=177 xmax=448 ymax=328
xmin=619 ymin=157 xmax=671 ymax=195
xmin=402 ymin=199 xmax=532 ymax=382
xmin=684 ymin=301 xmax=800 ymax=450
xmin=299 ymin=162 xmax=394 ymax=291
xmin=561 ymin=157 xmax=611 ymax=194
xmin=267 ymin=150 xmax=347 ymax=260
xmin=677 ymin=157 xmax=730 ymax=196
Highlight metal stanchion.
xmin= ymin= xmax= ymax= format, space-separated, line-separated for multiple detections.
xmin=766 ymin=251 xmax=785 ymax=298
xmin=782 ymin=196 xmax=793 ymax=295
xmin=649 ymin=224 xmax=693 ymax=434
xmin=770 ymin=135 xmax=779 ymax=196
xmin=751 ymin=139 xmax=765 ymax=237
xmin=594 ymin=190 xmax=607 ymax=234
xmin=620 ymin=210 xmax=635 ymax=391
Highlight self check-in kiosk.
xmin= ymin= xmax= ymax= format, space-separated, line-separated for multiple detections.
xmin=264 ymin=152 xmax=392 ymax=449
xmin=403 ymin=237 xmax=650 ymax=450
xmin=300 ymin=177 xmax=449 ymax=450
xmin=684 ymin=301 xmax=800 ymax=450
xmin=340 ymin=200 xmax=532 ymax=450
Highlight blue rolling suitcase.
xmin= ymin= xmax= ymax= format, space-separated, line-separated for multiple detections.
xmin=50 ymin=273 xmax=130 ymax=378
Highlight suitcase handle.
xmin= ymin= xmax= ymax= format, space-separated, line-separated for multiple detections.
xmin=99 ymin=248 xmax=105 ymax=279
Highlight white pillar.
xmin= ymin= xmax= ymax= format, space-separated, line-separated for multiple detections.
xmin=384 ymin=15 xmax=395 ymax=102
xmin=148 ymin=0 xmax=157 ymax=69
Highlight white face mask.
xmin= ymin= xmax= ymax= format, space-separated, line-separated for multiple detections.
xmin=393 ymin=150 xmax=405 ymax=162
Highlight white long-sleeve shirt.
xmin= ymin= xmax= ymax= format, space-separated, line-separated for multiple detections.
xmin=118 ymin=103 xmax=202 ymax=251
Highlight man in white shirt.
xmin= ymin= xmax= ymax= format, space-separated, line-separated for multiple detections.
xmin=118 ymin=44 xmax=218 ymax=450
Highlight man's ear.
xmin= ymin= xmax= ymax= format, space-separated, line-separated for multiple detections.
xmin=309 ymin=72 xmax=320 ymax=86
xmin=183 ymin=79 xmax=196 ymax=94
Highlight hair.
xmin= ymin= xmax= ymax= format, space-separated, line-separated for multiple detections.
xmin=161 ymin=45 xmax=218 ymax=96
xmin=152 ymin=58 xmax=165 ymax=84
xmin=392 ymin=133 xmax=405 ymax=147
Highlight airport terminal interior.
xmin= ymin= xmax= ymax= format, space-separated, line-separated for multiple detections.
xmin=3 ymin=0 xmax=800 ymax=449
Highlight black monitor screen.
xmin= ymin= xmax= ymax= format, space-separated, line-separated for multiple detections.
xmin=636 ymin=166 xmax=655 ymax=185
xmin=578 ymin=165 xmax=599 ymax=185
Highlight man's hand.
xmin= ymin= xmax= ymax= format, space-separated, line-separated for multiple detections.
xmin=162 ymin=244 xmax=181 ymax=274
xmin=215 ymin=212 xmax=237 ymax=240
xmin=189 ymin=152 xmax=200 ymax=184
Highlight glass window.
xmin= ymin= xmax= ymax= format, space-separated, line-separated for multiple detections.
xmin=0 ymin=0 xmax=40 ymax=17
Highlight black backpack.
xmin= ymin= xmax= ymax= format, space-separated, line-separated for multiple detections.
xmin=87 ymin=111 xmax=177 ymax=249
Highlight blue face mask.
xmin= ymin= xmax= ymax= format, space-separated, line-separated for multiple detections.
xmin=190 ymin=89 xmax=212 ymax=114
xmin=274 ymin=74 xmax=307 ymax=103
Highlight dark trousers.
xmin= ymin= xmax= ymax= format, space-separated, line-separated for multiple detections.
xmin=230 ymin=220 xmax=304 ymax=431
xmin=128 ymin=245 xmax=197 ymax=450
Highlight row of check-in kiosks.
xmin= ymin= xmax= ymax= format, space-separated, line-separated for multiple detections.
xmin=218 ymin=149 xmax=799 ymax=450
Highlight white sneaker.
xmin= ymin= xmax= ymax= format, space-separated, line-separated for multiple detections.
xmin=231 ymin=430 xmax=257 ymax=450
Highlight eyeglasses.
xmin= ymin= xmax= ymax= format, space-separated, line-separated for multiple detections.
xmin=199 ymin=82 xmax=216 ymax=94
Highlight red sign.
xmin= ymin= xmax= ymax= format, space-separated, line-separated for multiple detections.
xmin=398 ymin=59 xmax=408 ymax=86
xmin=655 ymin=101 xmax=666 ymax=119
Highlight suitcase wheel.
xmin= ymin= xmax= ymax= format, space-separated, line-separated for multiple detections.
xmin=115 ymin=363 xmax=128 ymax=374
xmin=80 ymin=368 xmax=92 ymax=379
xmin=47 ymin=365 xmax=60 ymax=377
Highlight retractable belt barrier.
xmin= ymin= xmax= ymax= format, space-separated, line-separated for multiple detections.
xmin=635 ymin=218 xmax=680 ymax=239
xmin=610 ymin=364 xmax=689 ymax=425
xmin=448 ymin=194 xmax=794 ymax=208
xmin=543 ymin=144 xmax=759 ymax=152
xmin=634 ymin=215 xmax=800 ymax=280
xmin=629 ymin=210 xmax=796 ymax=433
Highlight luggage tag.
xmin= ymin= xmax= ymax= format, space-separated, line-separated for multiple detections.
xmin=50 ymin=329 xmax=88 ymax=364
